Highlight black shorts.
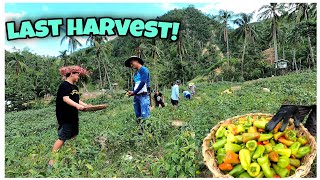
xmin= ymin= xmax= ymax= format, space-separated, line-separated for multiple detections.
xmin=155 ymin=102 xmax=165 ymax=107
xmin=186 ymin=94 xmax=191 ymax=99
xmin=58 ymin=123 xmax=79 ymax=141
xmin=171 ymin=99 xmax=179 ymax=106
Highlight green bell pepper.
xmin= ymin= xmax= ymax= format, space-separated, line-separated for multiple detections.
xmin=289 ymin=142 xmax=301 ymax=156
xmin=225 ymin=143 xmax=242 ymax=153
xmin=252 ymin=145 xmax=265 ymax=159
xmin=215 ymin=126 xmax=226 ymax=138
xmin=246 ymin=140 xmax=258 ymax=151
xmin=297 ymin=136 xmax=308 ymax=145
xmin=217 ymin=148 xmax=226 ymax=155
xmin=284 ymin=130 xmax=297 ymax=141
xmin=256 ymin=171 xmax=265 ymax=178
xmin=216 ymin=154 xmax=226 ymax=164
xmin=270 ymin=139 xmax=276 ymax=146
xmin=274 ymin=148 xmax=291 ymax=157
xmin=273 ymin=143 xmax=285 ymax=151
xmin=212 ymin=139 xmax=227 ymax=151
xmin=258 ymin=133 xmax=273 ymax=142
xmin=247 ymin=162 xmax=261 ymax=177
xmin=228 ymin=164 xmax=245 ymax=177
xmin=253 ymin=120 xmax=268 ymax=129
xmin=295 ymin=146 xmax=311 ymax=159
xmin=235 ymin=135 xmax=243 ymax=143
xmin=290 ymin=166 xmax=296 ymax=176
xmin=239 ymin=149 xmax=251 ymax=170
xmin=289 ymin=158 xmax=301 ymax=168
xmin=238 ymin=172 xmax=252 ymax=178
xmin=264 ymin=143 xmax=273 ymax=153
xmin=227 ymin=133 xmax=237 ymax=143
xmin=236 ymin=124 xmax=245 ymax=134
xmin=257 ymin=155 xmax=274 ymax=178
xmin=272 ymin=164 xmax=289 ymax=178
xmin=277 ymin=156 xmax=290 ymax=168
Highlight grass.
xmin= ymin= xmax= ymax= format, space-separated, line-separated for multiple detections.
xmin=5 ymin=71 xmax=316 ymax=177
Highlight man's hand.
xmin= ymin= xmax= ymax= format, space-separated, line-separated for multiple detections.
xmin=127 ymin=91 xmax=134 ymax=96
xmin=76 ymin=104 xmax=85 ymax=110
xmin=266 ymin=105 xmax=315 ymax=133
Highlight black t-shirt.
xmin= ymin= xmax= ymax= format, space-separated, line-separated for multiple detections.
xmin=154 ymin=93 xmax=163 ymax=103
xmin=55 ymin=81 xmax=80 ymax=125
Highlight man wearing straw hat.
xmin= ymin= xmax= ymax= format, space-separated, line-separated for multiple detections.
xmin=125 ymin=56 xmax=151 ymax=134
xmin=49 ymin=65 xmax=90 ymax=166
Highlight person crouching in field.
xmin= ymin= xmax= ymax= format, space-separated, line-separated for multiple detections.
xmin=49 ymin=66 xmax=90 ymax=166
xmin=153 ymin=89 xmax=165 ymax=108
xmin=183 ymin=90 xmax=191 ymax=100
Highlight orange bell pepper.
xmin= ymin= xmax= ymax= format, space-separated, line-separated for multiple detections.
xmin=218 ymin=162 xmax=233 ymax=171
xmin=224 ymin=151 xmax=240 ymax=164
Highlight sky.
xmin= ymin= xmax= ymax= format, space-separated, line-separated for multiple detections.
xmin=4 ymin=1 xmax=269 ymax=57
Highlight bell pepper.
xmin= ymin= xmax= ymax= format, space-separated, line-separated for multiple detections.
xmin=258 ymin=128 xmax=266 ymax=133
xmin=242 ymin=132 xmax=260 ymax=143
xmin=273 ymin=132 xmax=284 ymax=141
xmin=257 ymin=155 xmax=274 ymax=178
xmin=290 ymin=166 xmax=296 ymax=176
xmin=212 ymin=139 xmax=227 ymax=151
xmin=270 ymin=168 xmax=276 ymax=177
xmin=235 ymin=135 xmax=242 ymax=143
xmin=253 ymin=120 xmax=268 ymax=129
xmin=289 ymin=142 xmax=301 ymax=156
xmin=272 ymin=164 xmax=289 ymax=178
xmin=258 ymin=133 xmax=273 ymax=142
xmin=218 ymin=162 xmax=233 ymax=171
xmin=289 ymin=158 xmax=301 ymax=168
xmin=262 ymin=140 xmax=269 ymax=144
xmin=268 ymin=151 xmax=279 ymax=162
xmin=216 ymin=154 xmax=226 ymax=164
xmin=273 ymin=143 xmax=285 ymax=151
xmin=264 ymin=143 xmax=273 ymax=153
xmin=277 ymin=156 xmax=290 ymax=168
xmin=274 ymin=148 xmax=291 ymax=157
xmin=227 ymin=134 xmax=237 ymax=143
xmin=238 ymin=172 xmax=252 ymax=178
xmin=239 ymin=149 xmax=251 ymax=170
xmin=225 ymin=143 xmax=242 ymax=153
xmin=274 ymin=174 xmax=281 ymax=178
xmin=286 ymin=164 xmax=291 ymax=171
xmin=278 ymin=137 xmax=294 ymax=146
xmin=238 ymin=117 xmax=247 ymax=124
xmin=236 ymin=124 xmax=245 ymax=134
xmin=247 ymin=162 xmax=261 ymax=177
xmin=224 ymin=151 xmax=240 ymax=164
xmin=256 ymin=171 xmax=264 ymax=178
xmin=284 ymin=130 xmax=297 ymax=141
xmin=217 ymin=148 xmax=226 ymax=155
xmin=270 ymin=139 xmax=276 ymax=146
xmin=248 ymin=126 xmax=257 ymax=133
xmin=244 ymin=116 xmax=253 ymax=127
xmin=246 ymin=140 xmax=258 ymax=151
xmin=252 ymin=145 xmax=265 ymax=159
xmin=297 ymin=136 xmax=308 ymax=145
xmin=215 ymin=126 xmax=226 ymax=138
xmin=224 ymin=130 xmax=231 ymax=137
xmin=295 ymin=146 xmax=311 ymax=159
xmin=227 ymin=124 xmax=237 ymax=135
xmin=228 ymin=164 xmax=245 ymax=177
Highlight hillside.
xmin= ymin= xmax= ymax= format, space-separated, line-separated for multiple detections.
xmin=5 ymin=71 xmax=316 ymax=177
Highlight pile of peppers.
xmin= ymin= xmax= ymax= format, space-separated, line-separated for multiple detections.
xmin=212 ymin=116 xmax=312 ymax=178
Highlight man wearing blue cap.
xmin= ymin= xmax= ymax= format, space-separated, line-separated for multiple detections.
xmin=125 ymin=56 xmax=151 ymax=134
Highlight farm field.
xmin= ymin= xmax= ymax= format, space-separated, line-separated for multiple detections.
xmin=5 ymin=71 xmax=316 ymax=178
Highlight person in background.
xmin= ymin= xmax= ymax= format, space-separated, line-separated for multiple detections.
xmin=183 ymin=90 xmax=191 ymax=100
xmin=188 ymin=83 xmax=196 ymax=96
xmin=171 ymin=80 xmax=180 ymax=111
xmin=153 ymin=89 xmax=165 ymax=108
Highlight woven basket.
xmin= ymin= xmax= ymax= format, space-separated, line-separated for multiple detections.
xmin=202 ymin=113 xmax=317 ymax=178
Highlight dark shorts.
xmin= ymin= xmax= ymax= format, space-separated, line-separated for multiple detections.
xmin=155 ymin=101 xmax=165 ymax=107
xmin=186 ymin=94 xmax=191 ymax=99
xmin=171 ymin=99 xmax=179 ymax=106
xmin=58 ymin=123 xmax=79 ymax=141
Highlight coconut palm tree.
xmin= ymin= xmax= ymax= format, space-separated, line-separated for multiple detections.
xmin=258 ymin=3 xmax=286 ymax=64
xmin=60 ymin=26 xmax=82 ymax=54
xmin=233 ymin=12 xmax=255 ymax=77
xmin=217 ymin=10 xmax=234 ymax=64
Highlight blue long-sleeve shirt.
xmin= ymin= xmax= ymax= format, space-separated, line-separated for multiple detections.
xmin=171 ymin=84 xmax=179 ymax=100
xmin=133 ymin=66 xmax=150 ymax=95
